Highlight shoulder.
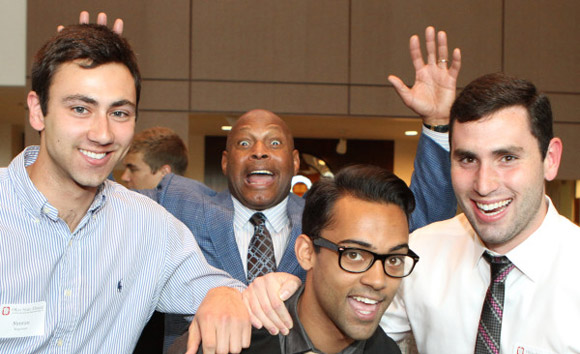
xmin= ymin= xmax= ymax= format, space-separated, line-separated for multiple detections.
xmin=104 ymin=181 xmax=181 ymax=225
xmin=287 ymin=193 xmax=305 ymax=211
xmin=410 ymin=214 xmax=474 ymax=251
xmin=364 ymin=326 xmax=401 ymax=354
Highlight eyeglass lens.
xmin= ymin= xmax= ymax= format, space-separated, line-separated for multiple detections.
xmin=340 ymin=248 xmax=414 ymax=277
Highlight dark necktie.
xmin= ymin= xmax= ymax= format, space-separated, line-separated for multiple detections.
xmin=474 ymin=252 xmax=516 ymax=354
xmin=246 ymin=212 xmax=276 ymax=283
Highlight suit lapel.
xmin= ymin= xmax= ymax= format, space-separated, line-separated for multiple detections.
xmin=205 ymin=191 xmax=248 ymax=283
xmin=277 ymin=194 xmax=306 ymax=281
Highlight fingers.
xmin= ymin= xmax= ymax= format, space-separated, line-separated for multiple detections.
xmin=112 ymin=19 xmax=124 ymax=35
xmin=79 ymin=11 xmax=89 ymax=25
xmin=436 ymin=30 xmax=449 ymax=67
xmin=424 ymin=26 xmax=437 ymax=65
xmin=448 ymin=48 xmax=462 ymax=79
xmin=244 ymin=278 xmax=286 ymax=335
xmin=70 ymin=11 xmax=123 ymax=35
xmin=242 ymin=273 xmax=297 ymax=336
xmin=409 ymin=35 xmax=424 ymax=72
xmin=224 ymin=318 xmax=251 ymax=354
xmin=185 ymin=321 xmax=201 ymax=354
xmin=278 ymin=275 xmax=301 ymax=301
xmin=387 ymin=75 xmax=412 ymax=105
xmin=97 ymin=12 xmax=108 ymax=26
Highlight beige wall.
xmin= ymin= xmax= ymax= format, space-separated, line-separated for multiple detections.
xmin=21 ymin=0 xmax=580 ymax=183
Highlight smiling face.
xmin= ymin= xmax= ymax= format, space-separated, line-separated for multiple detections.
xmin=451 ymin=105 xmax=561 ymax=253
xmin=221 ymin=109 xmax=300 ymax=210
xmin=296 ymin=195 xmax=409 ymax=350
xmin=28 ymin=61 xmax=137 ymax=193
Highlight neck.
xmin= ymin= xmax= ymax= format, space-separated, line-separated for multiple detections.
xmin=27 ymin=160 xmax=98 ymax=232
xmin=297 ymin=285 xmax=353 ymax=354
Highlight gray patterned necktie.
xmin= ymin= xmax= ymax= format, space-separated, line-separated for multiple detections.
xmin=247 ymin=212 xmax=276 ymax=283
xmin=475 ymin=252 xmax=516 ymax=354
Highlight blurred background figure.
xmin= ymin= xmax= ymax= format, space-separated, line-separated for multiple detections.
xmin=121 ymin=126 xmax=188 ymax=189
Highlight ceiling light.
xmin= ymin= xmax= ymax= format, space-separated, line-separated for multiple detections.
xmin=405 ymin=130 xmax=418 ymax=136
xmin=221 ymin=125 xmax=232 ymax=131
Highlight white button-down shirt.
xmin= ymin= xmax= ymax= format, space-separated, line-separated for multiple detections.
xmin=382 ymin=198 xmax=580 ymax=354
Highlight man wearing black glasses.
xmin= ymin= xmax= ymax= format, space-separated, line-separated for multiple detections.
xmin=170 ymin=164 xmax=417 ymax=354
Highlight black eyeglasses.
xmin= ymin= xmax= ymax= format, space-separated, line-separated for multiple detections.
xmin=312 ymin=237 xmax=419 ymax=278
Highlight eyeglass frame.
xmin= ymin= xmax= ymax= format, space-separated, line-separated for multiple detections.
xmin=311 ymin=236 xmax=420 ymax=278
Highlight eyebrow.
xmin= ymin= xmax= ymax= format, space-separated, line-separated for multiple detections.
xmin=453 ymin=146 xmax=524 ymax=158
xmin=63 ymin=94 xmax=97 ymax=106
xmin=339 ymin=239 xmax=410 ymax=253
xmin=62 ymin=95 xmax=136 ymax=110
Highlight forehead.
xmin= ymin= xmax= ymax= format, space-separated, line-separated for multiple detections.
xmin=323 ymin=196 xmax=408 ymax=250
xmin=50 ymin=61 xmax=136 ymax=100
xmin=123 ymin=151 xmax=145 ymax=164
xmin=231 ymin=114 xmax=290 ymax=137
xmin=452 ymin=106 xmax=536 ymax=152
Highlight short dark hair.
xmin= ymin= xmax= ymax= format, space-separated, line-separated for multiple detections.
xmin=129 ymin=127 xmax=189 ymax=175
xmin=450 ymin=72 xmax=553 ymax=159
xmin=302 ymin=164 xmax=415 ymax=242
xmin=31 ymin=24 xmax=141 ymax=115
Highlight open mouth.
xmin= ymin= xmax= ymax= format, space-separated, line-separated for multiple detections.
xmin=476 ymin=199 xmax=512 ymax=216
xmin=349 ymin=295 xmax=381 ymax=317
xmin=246 ymin=170 xmax=274 ymax=185
xmin=80 ymin=148 xmax=107 ymax=160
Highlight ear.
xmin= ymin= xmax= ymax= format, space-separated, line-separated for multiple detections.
xmin=159 ymin=164 xmax=172 ymax=176
xmin=221 ymin=150 xmax=229 ymax=176
xmin=27 ymin=91 xmax=46 ymax=132
xmin=295 ymin=234 xmax=316 ymax=271
xmin=543 ymin=137 xmax=562 ymax=181
xmin=292 ymin=149 xmax=300 ymax=176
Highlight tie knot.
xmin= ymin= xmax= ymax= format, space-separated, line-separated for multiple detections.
xmin=483 ymin=251 xmax=515 ymax=283
xmin=250 ymin=212 xmax=267 ymax=227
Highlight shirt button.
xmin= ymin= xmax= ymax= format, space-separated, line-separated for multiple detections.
xmin=42 ymin=207 xmax=50 ymax=214
xmin=64 ymin=289 xmax=72 ymax=297
xmin=57 ymin=339 xmax=63 ymax=346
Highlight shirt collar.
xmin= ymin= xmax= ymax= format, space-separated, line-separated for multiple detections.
xmin=471 ymin=196 xmax=554 ymax=283
xmin=282 ymin=286 xmax=366 ymax=354
xmin=232 ymin=195 xmax=289 ymax=233
xmin=9 ymin=146 xmax=107 ymax=221
xmin=505 ymin=196 xmax=556 ymax=282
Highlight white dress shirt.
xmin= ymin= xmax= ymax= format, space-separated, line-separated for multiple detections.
xmin=381 ymin=197 xmax=580 ymax=354
xmin=232 ymin=196 xmax=292 ymax=276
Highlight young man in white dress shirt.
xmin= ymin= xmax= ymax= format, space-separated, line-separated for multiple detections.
xmin=381 ymin=72 xmax=580 ymax=353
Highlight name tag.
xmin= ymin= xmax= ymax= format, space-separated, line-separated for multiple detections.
xmin=512 ymin=344 xmax=556 ymax=354
xmin=0 ymin=301 xmax=46 ymax=338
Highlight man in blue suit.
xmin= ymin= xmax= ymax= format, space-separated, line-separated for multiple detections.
xmin=140 ymin=26 xmax=461 ymax=349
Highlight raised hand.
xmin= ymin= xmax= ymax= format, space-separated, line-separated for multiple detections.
xmin=389 ymin=26 xmax=461 ymax=126
xmin=57 ymin=11 xmax=123 ymax=35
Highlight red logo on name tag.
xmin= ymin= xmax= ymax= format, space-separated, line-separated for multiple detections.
xmin=1 ymin=307 xmax=9 ymax=315
xmin=517 ymin=347 xmax=525 ymax=354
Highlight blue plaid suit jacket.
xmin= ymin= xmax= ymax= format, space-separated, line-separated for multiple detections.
xmin=141 ymin=175 xmax=306 ymax=283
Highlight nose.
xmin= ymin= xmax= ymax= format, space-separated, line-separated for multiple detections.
xmin=250 ymin=141 xmax=269 ymax=160
xmin=474 ymin=162 xmax=499 ymax=196
xmin=360 ymin=259 xmax=388 ymax=291
xmin=87 ymin=113 xmax=114 ymax=145
xmin=120 ymin=168 xmax=131 ymax=184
